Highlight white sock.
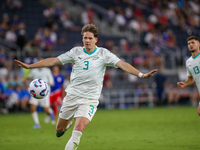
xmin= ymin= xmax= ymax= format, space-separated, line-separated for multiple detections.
xmin=65 ymin=130 xmax=82 ymax=150
xmin=32 ymin=112 xmax=39 ymax=125
xmin=48 ymin=107 xmax=53 ymax=114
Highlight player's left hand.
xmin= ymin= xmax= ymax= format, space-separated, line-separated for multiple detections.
xmin=142 ymin=69 xmax=158 ymax=78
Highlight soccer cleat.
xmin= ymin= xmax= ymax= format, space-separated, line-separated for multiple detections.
xmin=50 ymin=113 xmax=55 ymax=120
xmin=56 ymin=121 xmax=73 ymax=137
xmin=33 ymin=124 xmax=41 ymax=129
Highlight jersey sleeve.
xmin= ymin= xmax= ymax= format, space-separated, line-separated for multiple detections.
xmin=57 ymin=48 xmax=75 ymax=65
xmin=186 ymin=60 xmax=192 ymax=77
xmin=104 ymin=49 xmax=120 ymax=67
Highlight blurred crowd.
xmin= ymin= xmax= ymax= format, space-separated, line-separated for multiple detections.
xmin=0 ymin=0 xmax=200 ymax=113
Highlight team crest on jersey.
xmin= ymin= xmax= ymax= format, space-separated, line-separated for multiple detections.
xmin=92 ymin=57 xmax=99 ymax=60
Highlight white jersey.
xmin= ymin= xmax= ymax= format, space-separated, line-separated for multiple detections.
xmin=28 ymin=68 xmax=54 ymax=86
xmin=58 ymin=46 xmax=120 ymax=99
xmin=186 ymin=52 xmax=200 ymax=94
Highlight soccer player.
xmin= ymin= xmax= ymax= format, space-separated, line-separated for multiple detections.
xmin=15 ymin=24 xmax=157 ymax=150
xmin=26 ymin=57 xmax=55 ymax=128
xmin=177 ymin=36 xmax=200 ymax=113
xmin=50 ymin=65 xmax=65 ymax=119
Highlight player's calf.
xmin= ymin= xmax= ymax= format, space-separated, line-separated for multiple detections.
xmin=56 ymin=121 xmax=73 ymax=137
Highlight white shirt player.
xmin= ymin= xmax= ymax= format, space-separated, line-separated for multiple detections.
xmin=58 ymin=46 xmax=120 ymax=99
xmin=186 ymin=52 xmax=200 ymax=94
xmin=28 ymin=68 xmax=54 ymax=86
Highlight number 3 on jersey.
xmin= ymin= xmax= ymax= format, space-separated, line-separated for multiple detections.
xmin=83 ymin=61 xmax=89 ymax=70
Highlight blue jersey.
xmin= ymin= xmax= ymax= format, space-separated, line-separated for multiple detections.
xmin=51 ymin=74 xmax=65 ymax=93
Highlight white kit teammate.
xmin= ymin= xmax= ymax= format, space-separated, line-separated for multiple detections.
xmin=15 ymin=24 xmax=157 ymax=150
xmin=177 ymin=36 xmax=200 ymax=114
xmin=27 ymin=57 xmax=55 ymax=128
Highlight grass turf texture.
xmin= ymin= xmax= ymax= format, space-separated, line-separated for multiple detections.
xmin=0 ymin=106 xmax=200 ymax=150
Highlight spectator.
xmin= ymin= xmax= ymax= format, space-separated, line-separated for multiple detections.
xmin=5 ymin=27 xmax=17 ymax=43
xmin=57 ymin=29 xmax=68 ymax=44
xmin=10 ymin=14 xmax=20 ymax=30
xmin=43 ymin=6 xmax=55 ymax=18
xmin=104 ymin=7 xmax=115 ymax=27
xmin=44 ymin=17 xmax=54 ymax=29
xmin=119 ymin=39 xmax=130 ymax=53
xmin=0 ymin=65 xmax=8 ymax=82
xmin=18 ymin=82 xmax=30 ymax=111
xmin=16 ymin=29 xmax=27 ymax=50
xmin=154 ymin=69 xmax=167 ymax=105
xmin=0 ymin=48 xmax=7 ymax=68
xmin=115 ymin=9 xmax=126 ymax=31
xmin=54 ymin=3 xmax=63 ymax=21
xmin=60 ymin=12 xmax=80 ymax=31
xmin=165 ymin=83 xmax=180 ymax=105
xmin=103 ymin=69 xmax=113 ymax=89
xmin=81 ymin=5 xmax=94 ymax=25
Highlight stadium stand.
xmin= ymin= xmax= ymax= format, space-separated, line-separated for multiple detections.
xmin=0 ymin=0 xmax=200 ymax=113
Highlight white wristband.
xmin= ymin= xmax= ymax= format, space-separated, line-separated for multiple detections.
xmin=138 ymin=72 xmax=144 ymax=78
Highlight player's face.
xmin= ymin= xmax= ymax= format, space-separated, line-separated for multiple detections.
xmin=82 ymin=32 xmax=97 ymax=51
xmin=188 ymin=39 xmax=200 ymax=53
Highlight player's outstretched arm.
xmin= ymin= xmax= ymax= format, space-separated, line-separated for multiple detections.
xmin=177 ymin=76 xmax=194 ymax=88
xmin=15 ymin=57 xmax=62 ymax=69
xmin=116 ymin=60 xmax=157 ymax=78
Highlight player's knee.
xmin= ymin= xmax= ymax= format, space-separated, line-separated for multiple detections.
xmin=74 ymin=124 xmax=85 ymax=132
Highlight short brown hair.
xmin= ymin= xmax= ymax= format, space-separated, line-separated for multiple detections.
xmin=81 ymin=23 xmax=99 ymax=38
xmin=187 ymin=36 xmax=200 ymax=42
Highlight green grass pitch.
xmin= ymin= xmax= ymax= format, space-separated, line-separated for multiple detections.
xmin=0 ymin=106 xmax=200 ymax=150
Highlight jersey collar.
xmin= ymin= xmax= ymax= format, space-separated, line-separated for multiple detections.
xmin=192 ymin=52 xmax=200 ymax=59
xmin=83 ymin=46 xmax=97 ymax=55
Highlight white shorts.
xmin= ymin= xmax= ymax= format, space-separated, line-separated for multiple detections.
xmin=59 ymin=94 xmax=99 ymax=121
xmin=29 ymin=93 xmax=50 ymax=108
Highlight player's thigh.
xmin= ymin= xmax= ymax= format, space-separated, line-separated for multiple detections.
xmin=29 ymin=97 xmax=39 ymax=106
xmin=30 ymin=104 xmax=37 ymax=112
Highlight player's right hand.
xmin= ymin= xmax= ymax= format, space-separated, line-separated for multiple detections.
xmin=14 ymin=60 xmax=30 ymax=69
xmin=177 ymin=82 xmax=185 ymax=88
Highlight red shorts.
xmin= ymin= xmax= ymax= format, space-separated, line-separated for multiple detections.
xmin=50 ymin=89 xmax=62 ymax=105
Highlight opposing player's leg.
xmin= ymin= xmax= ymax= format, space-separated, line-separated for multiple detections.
xmin=30 ymin=104 xmax=40 ymax=128
xmin=56 ymin=117 xmax=73 ymax=137
xmin=43 ymin=106 xmax=55 ymax=124
xmin=40 ymin=94 xmax=55 ymax=124
xmin=29 ymin=97 xmax=41 ymax=128
xmin=65 ymin=117 xmax=89 ymax=150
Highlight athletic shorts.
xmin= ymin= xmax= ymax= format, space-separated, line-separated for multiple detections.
xmin=59 ymin=93 xmax=99 ymax=121
xmin=29 ymin=93 xmax=50 ymax=108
